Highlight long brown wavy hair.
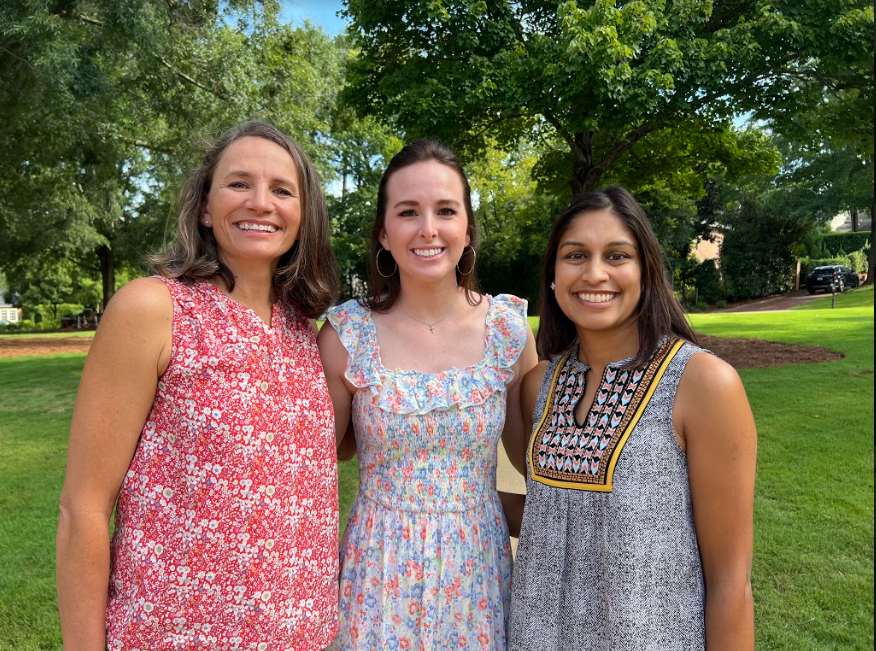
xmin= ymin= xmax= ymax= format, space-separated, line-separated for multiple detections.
xmin=537 ymin=186 xmax=697 ymax=367
xmin=149 ymin=121 xmax=339 ymax=318
xmin=365 ymin=139 xmax=481 ymax=312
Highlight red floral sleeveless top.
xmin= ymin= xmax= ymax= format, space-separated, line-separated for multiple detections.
xmin=106 ymin=278 xmax=338 ymax=650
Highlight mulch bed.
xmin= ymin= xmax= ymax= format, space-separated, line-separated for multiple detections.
xmin=0 ymin=333 xmax=843 ymax=368
xmin=696 ymin=334 xmax=843 ymax=369
xmin=0 ymin=336 xmax=93 ymax=358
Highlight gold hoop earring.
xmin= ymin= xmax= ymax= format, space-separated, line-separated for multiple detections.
xmin=376 ymin=247 xmax=397 ymax=278
xmin=457 ymin=246 xmax=476 ymax=276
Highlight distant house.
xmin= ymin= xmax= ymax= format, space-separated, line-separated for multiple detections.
xmin=829 ymin=210 xmax=872 ymax=234
xmin=0 ymin=290 xmax=22 ymax=324
xmin=693 ymin=232 xmax=723 ymax=264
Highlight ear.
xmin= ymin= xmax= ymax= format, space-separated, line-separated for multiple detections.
xmin=465 ymin=231 xmax=471 ymax=247
xmin=379 ymin=230 xmax=388 ymax=249
xmin=201 ymin=213 xmax=212 ymax=227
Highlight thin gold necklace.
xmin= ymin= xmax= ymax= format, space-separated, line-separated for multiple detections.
xmin=399 ymin=294 xmax=458 ymax=334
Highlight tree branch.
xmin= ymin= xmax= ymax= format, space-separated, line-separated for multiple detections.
xmin=595 ymin=124 xmax=658 ymax=172
xmin=542 ymin=110 xmax=575 ymax=151
xmin=73 ymin=13 xmax=229 ymax=101
xmin=459 ymin=110 xmax=525 ymax=146
xmin=114 ymin=136 xmax=178 ymax=156
xmin=0 ymin=44 xmax=37 ymax=74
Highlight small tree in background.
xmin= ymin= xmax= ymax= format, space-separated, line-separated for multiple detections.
xmin=720 ymin=197 xmax=809 ymax=301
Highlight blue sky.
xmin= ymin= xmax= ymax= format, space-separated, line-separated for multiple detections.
xmin=280 ymin=0 xmax=348 ymax=35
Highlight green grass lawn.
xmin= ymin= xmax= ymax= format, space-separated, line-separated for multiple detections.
xmin=0 ymin=287 xmax=872 ymax=649
xmin=689 ymin=285 xmax=874 ymax=650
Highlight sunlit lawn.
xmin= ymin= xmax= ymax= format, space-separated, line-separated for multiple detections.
xmin=0 ymin=286 xmax=872 ymax=649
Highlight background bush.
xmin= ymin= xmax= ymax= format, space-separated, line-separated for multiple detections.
xmin=821 ymin=232 xmax=871 ymax=257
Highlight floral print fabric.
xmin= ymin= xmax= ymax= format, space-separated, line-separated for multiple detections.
xmin=326 ymin=295 xmax=528 ymax=650
xmin=106 ymin=278 xmax=338 ymax=650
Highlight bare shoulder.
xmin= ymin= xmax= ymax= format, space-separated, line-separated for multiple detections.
xmin=679 ymin=351 xmax=746 ymax=400
xmin=676 ymin=350 xmax=755 ymax=449
xmin=316 ymin=320 xmax=349 ymax=371
xmin=103 ymin=277 xmax=172 ymax=324
xmin=89 ymin=277 xmax=173 ymax=375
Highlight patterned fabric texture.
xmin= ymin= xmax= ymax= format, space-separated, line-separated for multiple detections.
xmin=509 ymin=341 xmax=708 ymax=651
xmin=530 ymin=338 xmax=683 ymax=491
xmin=106 ymin=278 xmax=339 ymax=651
xmin=326 ymin=295 xmax=528 ymax=651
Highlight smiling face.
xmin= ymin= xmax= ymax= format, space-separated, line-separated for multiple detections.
xmin=553 ymin=208 xmax=642 ymax=337
xmin=202 ymin=136 xmax=301 ymax=274
xmin=379 ymin=160 xmax=471 ymax=286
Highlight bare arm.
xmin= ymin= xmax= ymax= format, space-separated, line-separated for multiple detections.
xmin=499 ymin=360 xmax=549 ymax=536
xmin=676 ymin=353 xmax=757 ymax=651
xmin=57 ymin=277 xmax=172 ymax=651
xmin=316 ymin=322 xmax=356 ymax=456
xmin=500 ymin=324 xmax=538 ymax=476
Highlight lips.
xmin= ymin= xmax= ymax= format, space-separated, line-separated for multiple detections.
xmin=413 ymin=247 xmax=444 ymax=258
xmin=575 ymin=292 xmax=617 ymax=303
xmin=235 ymin=221 xmax=279 ymax=233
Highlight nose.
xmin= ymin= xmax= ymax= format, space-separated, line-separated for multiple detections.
xmin=581 ymin=257 xmax=610 ymax=283
xmin=419 ymin=213 xmax=438 ymax=240
xmin=247 ymin=183 xmax=272 ymax=213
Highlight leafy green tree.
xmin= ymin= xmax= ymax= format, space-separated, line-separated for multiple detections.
xmin=342 ymin=0 xmax=871 ymax=198
xmin=0 ymin=1 xmax=346 ymax=307
xmin=468 ymin=140 xmax=563 ymax=304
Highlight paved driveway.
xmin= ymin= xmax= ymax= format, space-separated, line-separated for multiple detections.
xmin=717 ymin=289 xmax=835 ymax=313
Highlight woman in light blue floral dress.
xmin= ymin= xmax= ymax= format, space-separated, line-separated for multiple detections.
xmin=319 ymin=140 xmax=537 ymax=650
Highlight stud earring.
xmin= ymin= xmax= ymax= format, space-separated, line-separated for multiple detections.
xmin=550 ymin=282 xmax=556 ymax=290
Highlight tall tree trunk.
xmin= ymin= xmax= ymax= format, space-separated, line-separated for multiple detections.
xmin=97 ymin=244 xmax=116 ymax=309
xmin=864 ymin=204 xmax=875 ymax=286
xmin=850 ymin=207 xmax=859 ymax=231
xmin=569 ymin=131 xmax=604 ymax=196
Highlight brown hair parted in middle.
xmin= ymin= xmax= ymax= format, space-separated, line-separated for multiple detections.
xmin=536 ymin=186 xmax=697 ymax=367
xmin=149 ymin=120 xmax=339 ymax=319
xmin=365 ymin=139 xmax=481 ymax=312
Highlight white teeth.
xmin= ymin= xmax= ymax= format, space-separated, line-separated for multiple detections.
xmin=577 ymin=293 xmax=615 ymax=303
xmin=237 ymin=223 xmax=278 ymax=232
xmin=413 ymin=248 xmax=443 ymax=257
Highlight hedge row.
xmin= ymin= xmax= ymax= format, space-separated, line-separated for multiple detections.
xmin=821 ymin=232 xmax=871 ymax=256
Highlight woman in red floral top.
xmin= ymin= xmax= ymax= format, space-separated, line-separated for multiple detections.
xmin=57 ymin=121 xmax=341 ymax=651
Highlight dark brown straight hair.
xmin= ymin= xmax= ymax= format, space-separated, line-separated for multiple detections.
xmin=365 ymin=139 xmax=481 ymax=312
xmin=149 ymin=120 xmax=339 ymax=319
xmin=537 ymin=186 xmax=697 ymax=367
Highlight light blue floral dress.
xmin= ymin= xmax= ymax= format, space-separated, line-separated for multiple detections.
xmin=326 ymin=295 xmax=528 ymax=651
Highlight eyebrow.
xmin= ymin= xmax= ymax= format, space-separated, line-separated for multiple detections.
xmin=560 ymin=239 xmax=636 ymax=249
xmin=225 ymin=170 xmax=297 ymax=186
xmin=391 ymin=198 xmax=462 ymax=209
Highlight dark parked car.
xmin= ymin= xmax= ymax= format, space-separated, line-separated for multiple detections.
xmin=806 ymin=265 xmax=858 ymax=294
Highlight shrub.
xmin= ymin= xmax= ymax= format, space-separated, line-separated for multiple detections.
xmin=847 ymin=250 xmax=868 ymax=274
xmin=21 ymin=303 xmax=84 ymax=329
xmin=720 ymin=200 xmax=806 ymax=301
xmin=694 ymin=259 xmax=725 ymax=304
xmin=822 ymin=232 xmax=870 ymax=257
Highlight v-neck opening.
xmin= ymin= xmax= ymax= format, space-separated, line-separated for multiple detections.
xmin=204 ymin=281 xmax=279 ymax=332
xmin=568 ymin=345 xmax=638 ymax=429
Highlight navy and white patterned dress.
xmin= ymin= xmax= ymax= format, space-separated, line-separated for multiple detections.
xmin=508 ymin=338 xmax=707 ymax=651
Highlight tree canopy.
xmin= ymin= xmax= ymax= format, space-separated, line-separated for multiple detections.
xmin=0 ymin=0 xmax=345 ymax=306
xmin=342 ymin=0 xmax=872 ymax=198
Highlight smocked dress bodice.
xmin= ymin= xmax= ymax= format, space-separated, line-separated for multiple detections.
xmin=327 ymin=295 xmax=528 ymax=651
